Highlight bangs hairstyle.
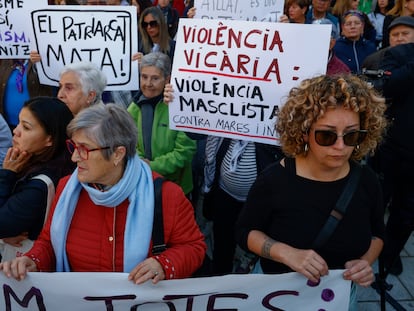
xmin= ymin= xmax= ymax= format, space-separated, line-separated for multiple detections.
xmin=276 ymin=74 xmax=387 ymax=160
xmin=67 ymin=104 xmax=138 ymax=160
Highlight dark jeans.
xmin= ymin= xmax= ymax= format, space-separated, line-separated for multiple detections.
xmin=208 ymin=186 xmax=244 ymax=275
xmin=377 ymin=142 xmax=414 ymax=270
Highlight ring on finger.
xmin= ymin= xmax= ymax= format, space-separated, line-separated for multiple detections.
xmin=153 ymin=271 xmax=158 ymax=276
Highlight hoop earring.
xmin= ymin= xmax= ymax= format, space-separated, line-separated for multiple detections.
xmin=304 ymin=143 xmax=309 ymax=153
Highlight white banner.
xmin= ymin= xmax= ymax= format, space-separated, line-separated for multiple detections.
xmin=0 ymin=270 xmax=350 ymax=310
xmin=0 ymin=0 xmax=48 ymax=59
xmin=169 ymin=19 xmax=331 ymax=144
xmin=194 ymin=0 xmax=284 ymax=22
xmin=30 ymin=5 xmax=139 ymax=91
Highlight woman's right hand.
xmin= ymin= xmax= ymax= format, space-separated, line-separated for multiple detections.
xmin=2 ymin=147 xmax=31 ymax=174
xmin=163 ymin=83 xmax=174 ymax=104
xmin=132 ymin=52 xmax=143 ymax=63
xmin=0 ymin=256 xmax=38 ymax=281
xmin=281 ymin=247 xmax=329 ymax=283
xmin=187 ymin=7 xmax=196 ymax=18
xmin=30 ymin=50 xmax=41 ymax=64
xmin=278 ymin=14 xmax=289 ymax=23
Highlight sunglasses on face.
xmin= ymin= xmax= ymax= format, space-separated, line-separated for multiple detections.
xmin=314 ymin=130 xmax=367 ymax=146
xmin=142 ymin=20 xmax=159 ymax=28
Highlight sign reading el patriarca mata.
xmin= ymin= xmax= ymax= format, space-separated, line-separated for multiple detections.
xmin=30 ymin=6 xmax=139 ymax=91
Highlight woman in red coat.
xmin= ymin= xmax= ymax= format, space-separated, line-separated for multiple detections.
xmin=0 ymin=103 xmax=206 ymax=284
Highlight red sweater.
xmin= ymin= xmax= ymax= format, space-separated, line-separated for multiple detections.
xmin=26 ymin=173 xmax=206 ymax=279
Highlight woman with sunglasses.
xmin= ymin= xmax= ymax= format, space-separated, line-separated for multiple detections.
xmin=0 ymin=103 xmax=206 ymax=282
xmin=0 ymin=97 xmax=74 ymax=261
xmin=235 ymin=74 xmax=387 ymax=310
xmin=133 ymin=7 xmax=176 ymax=64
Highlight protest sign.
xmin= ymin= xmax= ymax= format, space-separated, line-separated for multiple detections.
xmin=169 ymin=19 xmax=330 ymax=144
xmin=0 ymin=0 xmax=47 ymax=59
xmin=31 ymin=6 xmax=139 ymax=90
xmin=194 ymin=0 xmax=284 ymax=22
xmin=0 ymin=270 xmax=350 ymax=310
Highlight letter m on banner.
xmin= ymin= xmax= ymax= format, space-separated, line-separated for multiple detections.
xmin=3 ymin=285 xmax=46 ymax=311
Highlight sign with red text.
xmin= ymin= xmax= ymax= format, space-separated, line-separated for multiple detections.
xmin=0 ymin=0 xmax=47 ymax=59
xmin=169 ymin=19 xmax=330 ymax=144
xmin=194 ymin=0 xmax=284 ymax=22
xmin=0 ymin=270 xmax=350 ymax=310
xmin=31 ymin=6 xmax=139 ymax=90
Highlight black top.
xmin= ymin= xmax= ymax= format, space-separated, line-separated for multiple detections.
xmin=235 ymin=159 xmax=385 ymax=274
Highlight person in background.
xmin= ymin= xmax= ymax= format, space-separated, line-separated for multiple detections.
xmin=313 ymin=18 xmax=352 ymax=75
xmin=0 ymin=103 xmax=206 ymax=281
xmin=163 ymin=82 xmax=284 ymax=276
xmin=183 ymin=0 xmax=195 ymax=18
xmin=0 ymin=97 xmax=74 ymax=261
xmin=368 ymin=0 xmax=395 ymax=48
xmin=236 ymin=74 xmax=387 ymax=311
xmin=333 ymin=0 xmax=361 ymax=19
xmin=363 ymin=15 xmax=414 ymax=71
xmin=133 ymin=7 xmax=176 ymax=64
xmin=57 ymin=62 xmax=107 ymax=115
xmin=0 ymin=59 xmax=55 ymax=131
xmin=306 ymin=0 xmax=340 ymax=30
xmin=375 ymin=19 xmax=414 ymax=276
xmin=128 ymin=52 xmax=196 ymax=196
xmin=334 ymin=10 xmax=377 ymax=73
xmin=0 ymin=115 xmax=12 ymax=164
xmin=334 ymin=1 xmax=378 ymax=42
xmin=131 ymin=0 xmax=153 ymax=20
xmin=284 ymin=0 xmax=311 ymax=23
xmin=382 ymin=0 xmax=414 ymax=48
xmin=157 ymin=0 xmax=180 ymax=39
xmin=154 ymin=0 xmax=185 ymax=16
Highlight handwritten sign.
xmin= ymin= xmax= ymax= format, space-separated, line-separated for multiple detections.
xmin=31 ymin=6 xmax=139 ymax=90
xmin=0 ymin=0 xmax=47 ymax=59
xmin=0 ymin=270 xmax=350 ymax=310
xmin=194 ymin=0 xmax=284 ymax=22
xmin=169 ymin=19 xmax=330 ymax=144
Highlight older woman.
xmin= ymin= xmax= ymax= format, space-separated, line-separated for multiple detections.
xmin=29 ymin=52 xmax=107 ymax=115
xmin=128 ymin=52 xmax=196 ymax=196
xmin=0 ymin=97 xmax=74 ymax=261
xmin=57 ymin=61 xmax=107 ymax=115
xmin=0 ymin=103 xmax=206 ymax=283
xmin=333 ymin=10 xmax=376 ymax=73
xmin=235 ymin=74 xmax=387 ymax=310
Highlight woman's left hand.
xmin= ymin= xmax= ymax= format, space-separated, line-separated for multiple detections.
xmin=128 ymin=257 xmax=165 ymax=285
xmin=2 ymin=148 xmax=31 ymax=173
xmin=343 ymin=259 xmax=375 ymax=287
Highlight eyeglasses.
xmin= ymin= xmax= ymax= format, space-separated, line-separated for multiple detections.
xmin=66 ymin=139 xmax=111 ymax=160
xmin=142 ymin=20 xmax=159 ymax=28
xmin=313 ymin=130 xmax=367 ymax=146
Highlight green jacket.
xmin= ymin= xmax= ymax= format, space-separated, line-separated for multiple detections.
xmin=128 ymin=99 xmax=196 ymax=195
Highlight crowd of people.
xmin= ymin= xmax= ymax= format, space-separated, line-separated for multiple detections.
xmin=1 ymin=0 xmax=414 ymax=309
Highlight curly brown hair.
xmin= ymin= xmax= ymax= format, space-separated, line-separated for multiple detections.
xmin=276 ymin=74 xmax=388 ymax=161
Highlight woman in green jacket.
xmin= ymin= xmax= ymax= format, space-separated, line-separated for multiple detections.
xmin=128 ymin=52 xmax=196 ymax=196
